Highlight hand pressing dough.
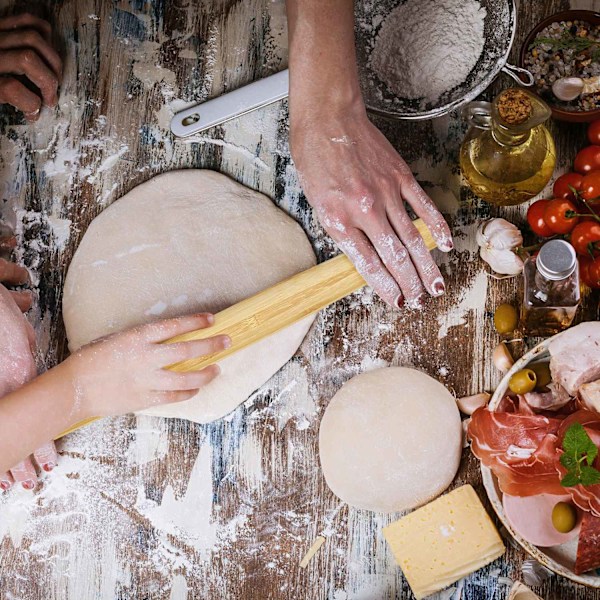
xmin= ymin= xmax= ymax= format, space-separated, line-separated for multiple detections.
xmin=319 ymin=367 xmax=462 ymax=513
xmin=63 ymin=170 xmax=316 ymax=423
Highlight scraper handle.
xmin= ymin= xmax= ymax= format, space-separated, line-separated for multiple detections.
xmin=57 ymin=218 xmax=436 ymax=438
xmin=171 ymin=70 xmax=289 ymax=137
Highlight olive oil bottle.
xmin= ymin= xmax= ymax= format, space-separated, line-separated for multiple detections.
xmin=460 ymin=88 xmax=556 ymax=206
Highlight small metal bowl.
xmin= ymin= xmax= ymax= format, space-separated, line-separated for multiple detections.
xmin=356 ymin=0 xmax=528 ymax=120
xmin=520 ymin=10 xmax=600 ymax=123
xmin=482 ymin=334 xmax=600 ymax=588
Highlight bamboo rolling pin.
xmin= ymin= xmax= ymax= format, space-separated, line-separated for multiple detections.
xmin=57 ymin=219 xmax=436 ymax=438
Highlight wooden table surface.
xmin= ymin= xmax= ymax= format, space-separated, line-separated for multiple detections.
xmin=1 ymin=0 xmax=600 ymax=598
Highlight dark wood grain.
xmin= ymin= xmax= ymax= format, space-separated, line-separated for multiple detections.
xmin=0 ymin=1 xmax=599 ymax=599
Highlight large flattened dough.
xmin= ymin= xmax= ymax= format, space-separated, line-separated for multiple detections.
xmin=319 ymin=367 xmax=461 ymax=513
xmin=63 ymin=170 xmax=316 ymax=423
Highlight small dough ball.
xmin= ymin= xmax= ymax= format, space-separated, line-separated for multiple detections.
xmin=319 ymin=367 xmax=462 ymax=513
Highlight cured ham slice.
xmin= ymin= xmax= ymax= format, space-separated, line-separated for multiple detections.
xmin=524 ymin=390 xmax=568 ymax=411
xmin=575 ymin=511 xmax=600 ymax=574
xmin=468 ymin=408 xmax=564 ymax=496
xmin=549 ymin=322 xmax=600 ymax=396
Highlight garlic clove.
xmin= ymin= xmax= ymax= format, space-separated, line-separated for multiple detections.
xmin=508 ymin=581 xmax=543 ymax=600
xmin=480 ymin=246 xmax=524 ymax=275
xmin=552 ymin=76 xmax=584 ymax=102
xmin=477 ymin=218 xmax=523 ymax=250
xmin=457 ymin=392 xmax=491 ymax=415
xmin=493 ymin=341 xmax=514 ymax=372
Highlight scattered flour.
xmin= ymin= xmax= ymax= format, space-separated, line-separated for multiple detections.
xmin=437 ymin=270 xmax=488 ymax=339
xmin=370 ymin=0 xmax=486 ymax=103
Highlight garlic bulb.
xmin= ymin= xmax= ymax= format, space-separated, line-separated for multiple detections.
xmin=477 ymin=218 xmax=524 ymax=275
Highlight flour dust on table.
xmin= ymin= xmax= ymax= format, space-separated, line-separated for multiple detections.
xmin=62 ymin=170 xmax=316 ymax=423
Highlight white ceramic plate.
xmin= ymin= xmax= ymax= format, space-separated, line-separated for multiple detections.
xmin=482 ymin=334 xmax=600 ymax=588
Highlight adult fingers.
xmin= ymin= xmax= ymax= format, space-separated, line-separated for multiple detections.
xmin=0 ymin=29 xmax=62 ymax=78
xmin=142 ymin=313 xmax=215 ymax=343
xmin=10 ymin=290 xmax=33 ymax=312
xmin=158 ymin=335 xmax=231 ymax=366
xmin=398 ymin=171 xmax=453 ymax=252
xmin=0 ymin=49 xmax=58 ymax=107
xmin=365 ymin=221 xmax=427 ymax=309
xmin=32 ymin=441 xmax=58 ymax=472
xmin=9 ymin=456 xmax=37 ymax=489
xmin=336 ymin=228 xmax=402 ymax=308
xmin=154 ymin=364 xmax=221 ymax=391
xmin=0 ymin=471 xmax=13 ymax=491
xmin=387 ymin=202 xmax=445 ymax=298
xmin=0 ymin=14 xmax=52 ymax=43
xmin=0 ymin=76 xmax=41 ymax=119
xmin=0 ymin=257 xmax=29 ymax=285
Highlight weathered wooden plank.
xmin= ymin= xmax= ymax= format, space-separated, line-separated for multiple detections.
xmin=0 ymin=1 xmax=599 ymax=599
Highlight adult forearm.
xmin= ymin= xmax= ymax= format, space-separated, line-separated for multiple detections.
xmin=0 ymin=363 xmax=80 ymax=472
xmin=286 ymin=0 xmax=362 ymax=122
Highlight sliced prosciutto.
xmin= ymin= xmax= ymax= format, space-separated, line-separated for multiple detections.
xmin=468 ymin=408 xmax=564 ymax=496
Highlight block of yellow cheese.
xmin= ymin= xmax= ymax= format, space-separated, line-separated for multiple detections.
xmin=383 ymin=484 xmax=505 ymax=600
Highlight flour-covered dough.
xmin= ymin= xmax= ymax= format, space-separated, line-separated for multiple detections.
xmin=319 ymin=367 xmax=462 ymax=513
xmin=63 ymin=170 xmax=316 ymax=423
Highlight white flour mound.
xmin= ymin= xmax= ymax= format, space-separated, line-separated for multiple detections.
xmin=370 ymin=0 xmax=487 ymax=102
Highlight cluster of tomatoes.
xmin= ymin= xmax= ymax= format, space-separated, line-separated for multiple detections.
xmin=526 ymin=120 xmax=600 ymax=289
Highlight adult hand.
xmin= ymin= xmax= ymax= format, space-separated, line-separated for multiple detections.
xmin=0 ymin=268 xmax=58 ymax=491
xmin=66 ymin=314 xmax=231 ymax=418
xmin=0 ymin=13 xmax=62 ymax=121
xmin=290 ymin=102 xmax=453 ymax=309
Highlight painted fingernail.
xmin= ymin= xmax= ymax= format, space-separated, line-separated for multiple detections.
xmin=0 ymin=481 xmax=11 ymax=491
xmin=433 ymin=279 xmax=446 ymax=296
xmin=22 ymin=480 xmax=35 ymax=490
xmin=440 ymin=240 xmax=454 ymax=252
xmin=42 ymin=462 xmax=56 ymax=472
xmin=395 ymin=294 xmax=405 ymax=309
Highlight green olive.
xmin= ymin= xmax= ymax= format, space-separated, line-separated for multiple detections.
xmin=494 ymin=303 xmax=518 ymax=334
xmin=529 ymin=362 xmax=552 ymax=390
xmin=552 ymin=502 xmax=577 ymax=534
xmin=508 ymin=369 xmax=537 ymax=395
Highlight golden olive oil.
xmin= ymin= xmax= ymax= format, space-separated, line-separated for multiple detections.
xmin=460 ymin=88 xmax=556 ymax=207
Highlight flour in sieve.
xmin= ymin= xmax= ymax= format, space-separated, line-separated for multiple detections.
xmin=370 ymin=0 xmax=486 ymax=103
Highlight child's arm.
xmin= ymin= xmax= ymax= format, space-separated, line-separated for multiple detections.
xmin=0 ymin=313 xmax=229 ymax=473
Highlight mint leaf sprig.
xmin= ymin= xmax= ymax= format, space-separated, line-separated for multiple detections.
xmin=560 ymin=423 xmax=600 ymax=487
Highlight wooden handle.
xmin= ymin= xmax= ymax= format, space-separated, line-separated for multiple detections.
xmin=56 ymin=218 xmax=435 ymax=438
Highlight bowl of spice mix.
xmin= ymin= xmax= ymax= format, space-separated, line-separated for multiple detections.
xmin=521 ymin=10 xmax=600 ymax=122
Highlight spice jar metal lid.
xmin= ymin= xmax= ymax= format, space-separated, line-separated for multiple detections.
xmin=536 ymin=239 xmax=577 ymax=281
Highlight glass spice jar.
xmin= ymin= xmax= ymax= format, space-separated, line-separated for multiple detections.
xmin=521 ymin=239 xmax=580 ymax=337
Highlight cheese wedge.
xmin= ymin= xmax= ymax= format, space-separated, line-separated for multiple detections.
xmin=383 ymin=485 xmax=505 ymax=600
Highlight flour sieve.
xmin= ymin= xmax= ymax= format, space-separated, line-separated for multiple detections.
xmin=355 ymin=0 xmax=533 ymax=120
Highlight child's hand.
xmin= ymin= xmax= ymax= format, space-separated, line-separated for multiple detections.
xmin=0 ymin=271 xmax=58 ymax=491
xmin=0 ymin=13 xmax=62 ymax=121
xmin=66 ymin=313 xmax=230 ymax=418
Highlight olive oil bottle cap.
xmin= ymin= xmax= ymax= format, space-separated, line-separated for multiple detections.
xmin=536 ymin=240 xmax=577 ymax=281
